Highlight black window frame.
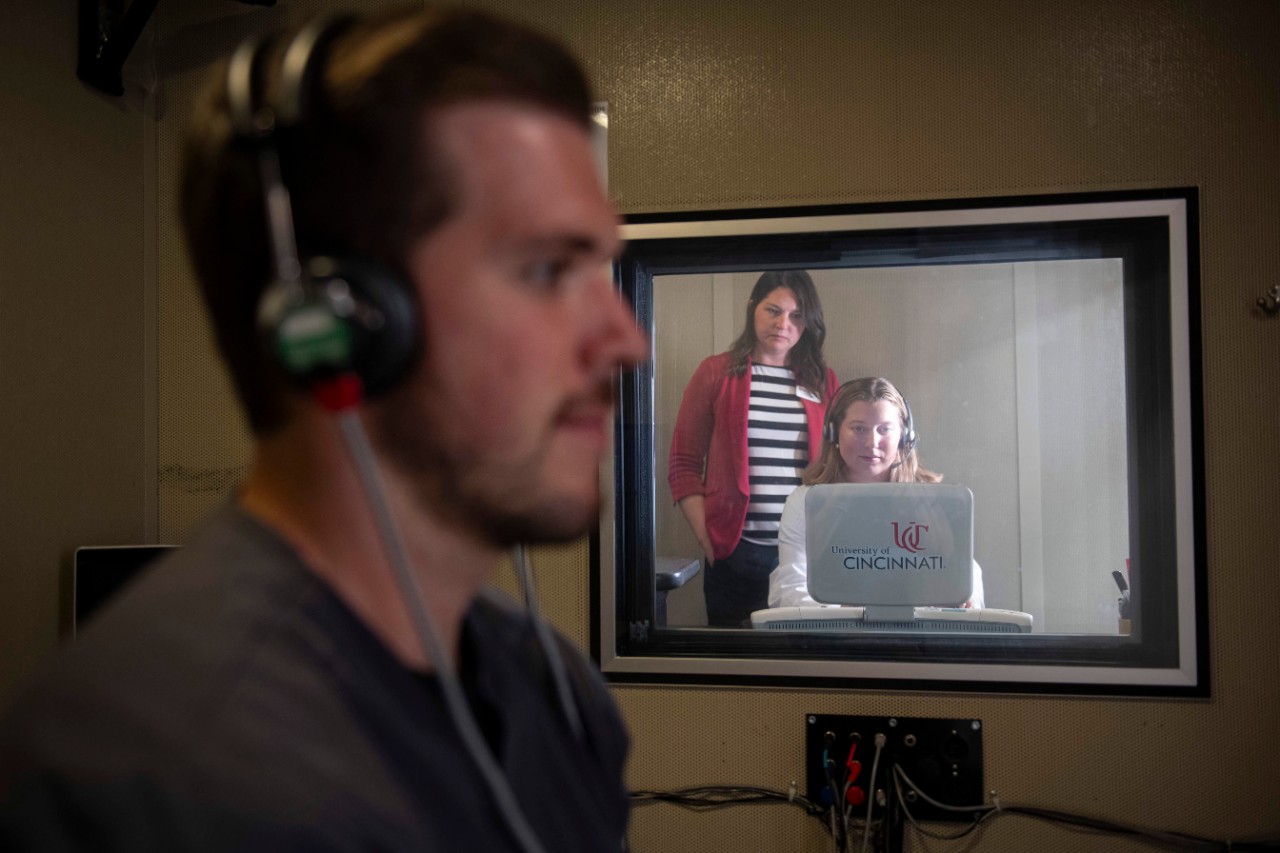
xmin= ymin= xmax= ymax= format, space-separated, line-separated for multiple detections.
xmin=594 ymin=188 xmax=1207 ymax=697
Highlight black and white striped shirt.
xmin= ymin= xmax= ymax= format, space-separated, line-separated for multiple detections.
xmin=741 ymin=364 xmax=809 ymax=546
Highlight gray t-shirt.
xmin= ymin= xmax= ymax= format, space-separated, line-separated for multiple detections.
xmin=0 ymin=506 xmax=629 ymax=851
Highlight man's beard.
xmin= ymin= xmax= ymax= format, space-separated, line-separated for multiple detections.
xmin=365 ymin=385 xmax=602 ymax=549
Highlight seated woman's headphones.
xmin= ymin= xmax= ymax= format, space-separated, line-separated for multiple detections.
xmin=225 ymin=17 xmax=420 ymax=398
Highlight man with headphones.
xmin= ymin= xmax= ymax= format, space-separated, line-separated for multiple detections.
xmin=0 ymin=9 xmax=645 ymax=852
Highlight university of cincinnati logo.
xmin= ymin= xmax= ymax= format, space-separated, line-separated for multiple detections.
xmin=892 ymin=521 xmax=929 ymax=553
xmin=831 ymin=522 xmax=943 ymax=570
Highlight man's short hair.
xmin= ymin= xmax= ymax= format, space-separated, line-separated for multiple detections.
xmin=180 ymin=8 xmax=594 ymax=434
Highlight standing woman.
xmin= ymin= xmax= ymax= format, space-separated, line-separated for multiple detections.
xmin=768 ymin=377 xmax=985 ymax=609
xmin=669 ymin=271 xmax=837 ymax=627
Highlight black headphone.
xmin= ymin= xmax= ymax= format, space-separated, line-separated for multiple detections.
xmin=823 ymin=381 xmax=918 ymax=454
xmin=226 ymin=18 xmax=420 ymax=398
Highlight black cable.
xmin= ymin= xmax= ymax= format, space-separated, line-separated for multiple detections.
xmin=630 ymin=775 xmax=1280 ymax=852
xmin=630 ymin=785 xmax=826 ymax=816
xmin=629 ymin=785 xmax=833 ymax=838
xmin=824 ymin=755 xmax=846 ymax=850
xmin=893 ymin=765 xmax=1280 ymax=852
xmin=883 ymin=766 xmax=904 ymax=853
xmin=996 ymin=806 xmax=1249 ymax=851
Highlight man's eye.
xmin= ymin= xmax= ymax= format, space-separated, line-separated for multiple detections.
xmin=522 ymin=259 xmax=569 ymax=289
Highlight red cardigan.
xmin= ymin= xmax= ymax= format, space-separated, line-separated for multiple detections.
xmin=668 ymin=352 xmax=838 ymax=560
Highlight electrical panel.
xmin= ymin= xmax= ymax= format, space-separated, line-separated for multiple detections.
xmin=805 ymin=714 xmax=984 ymax=822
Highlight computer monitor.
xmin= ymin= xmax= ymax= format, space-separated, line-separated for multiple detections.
xmin=806 ymin=483 xmax=973 ymax=615
xmin=750 ymin=484 xmax=1033 ymax=633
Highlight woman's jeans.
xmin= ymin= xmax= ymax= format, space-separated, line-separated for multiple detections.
xmin=704 ymin=539 xmax=778 ymax=628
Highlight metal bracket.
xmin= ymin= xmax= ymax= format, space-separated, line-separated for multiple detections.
xmin=1257 ymin=284 xmax=1280 ymax=317
xmin=77 ymin=0 xmax=277 ymax=97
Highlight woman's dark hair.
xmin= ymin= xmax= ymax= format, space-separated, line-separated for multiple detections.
xmin=726 ymin=270 xmax=828 ymax=398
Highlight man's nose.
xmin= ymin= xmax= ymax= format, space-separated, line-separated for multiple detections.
xmin=584 ymin=278 xmax=648 ymax=371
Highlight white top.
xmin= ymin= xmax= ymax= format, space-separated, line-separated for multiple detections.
xmin=768 ymin=485 xmax=986 ymax=609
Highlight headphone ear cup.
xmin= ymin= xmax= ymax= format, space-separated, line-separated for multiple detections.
xmin=824 ymin=420 xmax=837 ymax=446
xmin=899 ymin=418 xmax=917 ymax=454
xmin=308 ymin=256 xmax=420 ymax=396
xmin=898 ymin=394 xmax=917 ymax=455
xmin=258 ymin=256 xmax=421 ymax=396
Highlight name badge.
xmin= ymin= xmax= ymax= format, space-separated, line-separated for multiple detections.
xmin=797 ymin=386 xmax=821 ymax=403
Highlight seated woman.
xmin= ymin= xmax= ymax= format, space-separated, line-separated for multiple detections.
xmin=768 ymin=377 xmax=985 ymax=609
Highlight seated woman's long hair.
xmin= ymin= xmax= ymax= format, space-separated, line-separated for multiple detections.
xmin=805 ymin=377 xmax=942 ymax=485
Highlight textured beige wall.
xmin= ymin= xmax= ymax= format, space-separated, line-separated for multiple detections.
xmin=76 ymin=0 xmax=1280 ymax=850
xmin=0 ymin=0 xmax=148 ymax=704
xmin=488 ymin=2 xmax=1280 ymax=849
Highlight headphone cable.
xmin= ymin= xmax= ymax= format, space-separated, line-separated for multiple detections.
xmin=513 ymin=543 xmax=586 ymax=743
xmin=328 ymin=395 xmax=550 ymax=853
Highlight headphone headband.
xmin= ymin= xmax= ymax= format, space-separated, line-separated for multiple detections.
xmin=276 ymin=16 xmax=356 ymax=128
xmin=226 ymin=17 xmax=355 ymax=138
xmin=226 ymin=35 xmax=271 ymax=139
xmin=224 ymin=18 xmax=421 ymax=398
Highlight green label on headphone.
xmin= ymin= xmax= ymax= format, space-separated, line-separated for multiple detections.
xmin=276 ymin=305 xmax=354 ymax=374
